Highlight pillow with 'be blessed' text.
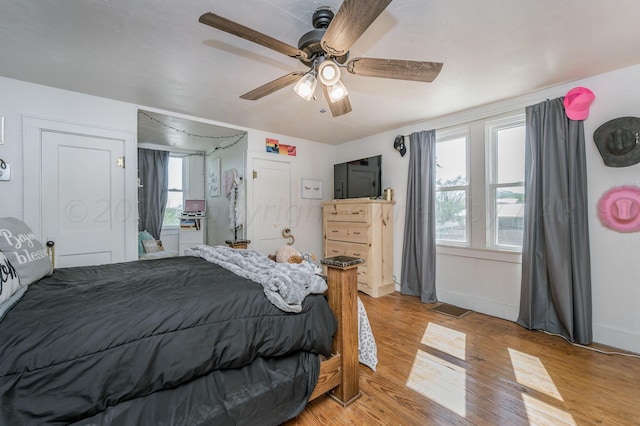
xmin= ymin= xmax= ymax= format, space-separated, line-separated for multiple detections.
xmin=0 ymin=217 xmax=53 ymax=287
xmin=0 ymin=251 xmax=21 ymax=304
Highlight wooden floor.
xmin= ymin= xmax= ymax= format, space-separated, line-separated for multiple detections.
xmin=284 ymin=292 xmax=640 ymax=425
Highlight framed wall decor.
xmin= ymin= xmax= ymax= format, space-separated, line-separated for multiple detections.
xmin=301 ymin=178 xmax=323 ymax=199
xmin=266 ymin=137 xmax=296 ymax=156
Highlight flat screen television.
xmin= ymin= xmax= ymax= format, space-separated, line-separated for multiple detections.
xmin=333 ymin=155 xmax=382 ymax=199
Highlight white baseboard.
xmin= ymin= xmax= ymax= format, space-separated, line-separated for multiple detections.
xmin=593 ymin=323 xmax=640 ymax=354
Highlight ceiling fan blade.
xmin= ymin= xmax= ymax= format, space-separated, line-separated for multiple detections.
xmin=240 ymin=72 xmax=304 ymax=100
xmin=321 ymin=0 xmax=392 ymax=57
xmin=322 ymin=85 xmax=352 ymax=117
xmin=346 ymin=57 xmax=443 ymax=82
xmin=200 ymin=13 xmax=307 ymax=60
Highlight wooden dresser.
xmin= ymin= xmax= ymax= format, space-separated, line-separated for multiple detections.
xmin=322 ymin=199 xmax=395 ymax=297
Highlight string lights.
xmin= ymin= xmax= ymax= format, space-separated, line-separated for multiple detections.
xmin=138 ymin=110 xmax=246 ymax=153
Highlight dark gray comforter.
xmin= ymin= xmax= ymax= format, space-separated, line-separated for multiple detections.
xmin=0 ymin=256 xmax=337 ymax=425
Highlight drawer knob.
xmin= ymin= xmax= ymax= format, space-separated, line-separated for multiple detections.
xmin=353 ymin=231 xmax=361 ymax=235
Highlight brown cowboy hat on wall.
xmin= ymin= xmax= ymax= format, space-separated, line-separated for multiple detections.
xmin=593 ymin=117 xmax=640 ymax=167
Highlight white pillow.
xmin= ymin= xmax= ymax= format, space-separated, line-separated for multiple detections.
xmin=0 ymin=217 xmax=53 ymax=286
xmin=142 ymin=239 xmax=161 ymax=254
xmin=0 ymin=251 xmax=21 ymax=303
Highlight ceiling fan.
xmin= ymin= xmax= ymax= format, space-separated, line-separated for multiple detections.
xmin=199 ymin=0 xmax=443 ymax=117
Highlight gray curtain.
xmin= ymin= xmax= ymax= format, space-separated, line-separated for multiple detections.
xmin=138 ymin=148 xmax=169 ymax=240
xmin=401 ymin=130 xmax=437 ymax=303
xmin=517 ymin=97 xmax=592 ymax=344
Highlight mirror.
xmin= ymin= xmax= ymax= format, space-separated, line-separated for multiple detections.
xmin=137 ymin=110 xmax=248 ymax=251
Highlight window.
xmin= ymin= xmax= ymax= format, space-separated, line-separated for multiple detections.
xmin=163 ymin=156 xmax=184 ymax=227
xmin=435 ymin=130 xmax=469 ymax=244
xmin=487 ymin=116 xmax=526 ymax=249
xmin=434 ymin=112 xmax=526 ymax=253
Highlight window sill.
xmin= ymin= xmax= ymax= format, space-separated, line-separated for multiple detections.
xmin=436 ymin=244 xmax=522 ymax=264
xmin=161 ymin=227 xmax=180 ymax=236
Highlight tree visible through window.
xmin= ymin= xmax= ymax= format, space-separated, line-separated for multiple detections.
xmin=434 ymin=113 xmax=525 ymax=252
xmin=435 ymin=135 xmax=468 ymax=243
xmin=163 ymin=156 xmax=183 ymax=227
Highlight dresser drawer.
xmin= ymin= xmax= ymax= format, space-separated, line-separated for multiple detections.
xmin=324 ymin=204 xmax=368 ymax=222
xmin=325 ymin=240 xmax=369 ymax=263
xmin=325 ymin=222 xmax=370 ymax=244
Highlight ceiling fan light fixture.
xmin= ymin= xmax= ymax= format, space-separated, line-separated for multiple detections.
xmin=318 ymin=60 xmax=341 ymax=86
xmin=326 ymin=80 xmax=348 ymax=103
xmin=293 ymin=72 xmax=317 ymax=101
xmin=200 ymin=0 xmax=442 ymax=117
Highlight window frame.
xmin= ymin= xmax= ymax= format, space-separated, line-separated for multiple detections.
xmin=435 ymin=127 xmax=471 ymax=247
xmin=485 ymin=114 xmax=526 ymax=251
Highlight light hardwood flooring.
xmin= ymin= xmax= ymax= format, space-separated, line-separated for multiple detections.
xmin=284 ymin=292 xmax=640 ymax=425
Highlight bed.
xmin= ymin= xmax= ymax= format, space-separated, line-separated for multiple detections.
xmin=0 ymin=218 xmax=366 ymax=425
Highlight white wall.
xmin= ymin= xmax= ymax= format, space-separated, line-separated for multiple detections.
xmin=336 ymin=64 xmax=640 ymax=353
xmin=186 ymin=154 xmax=206 ymax=201
xmin=581 ymin=65 xmax=640 ymax=353
xmin=246 ymin=130 xmax=335 ymax=262
xmin=0 ymin=77 xmax=138 ymax=221
xmin=0 ymin=75 xmax=336 ymax=268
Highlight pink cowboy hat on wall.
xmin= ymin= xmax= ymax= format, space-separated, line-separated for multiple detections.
xmin=598 ymin=186 xmax=640 ymax=233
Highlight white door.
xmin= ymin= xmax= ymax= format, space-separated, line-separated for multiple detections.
xmin=41 ymin=131 xmax=127 ymax=268
xmin=250 ymin=157 xmax=292 ymax=255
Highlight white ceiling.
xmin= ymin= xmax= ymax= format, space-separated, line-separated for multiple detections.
xmin=2 ymin=1 xmax=640 ymax=145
